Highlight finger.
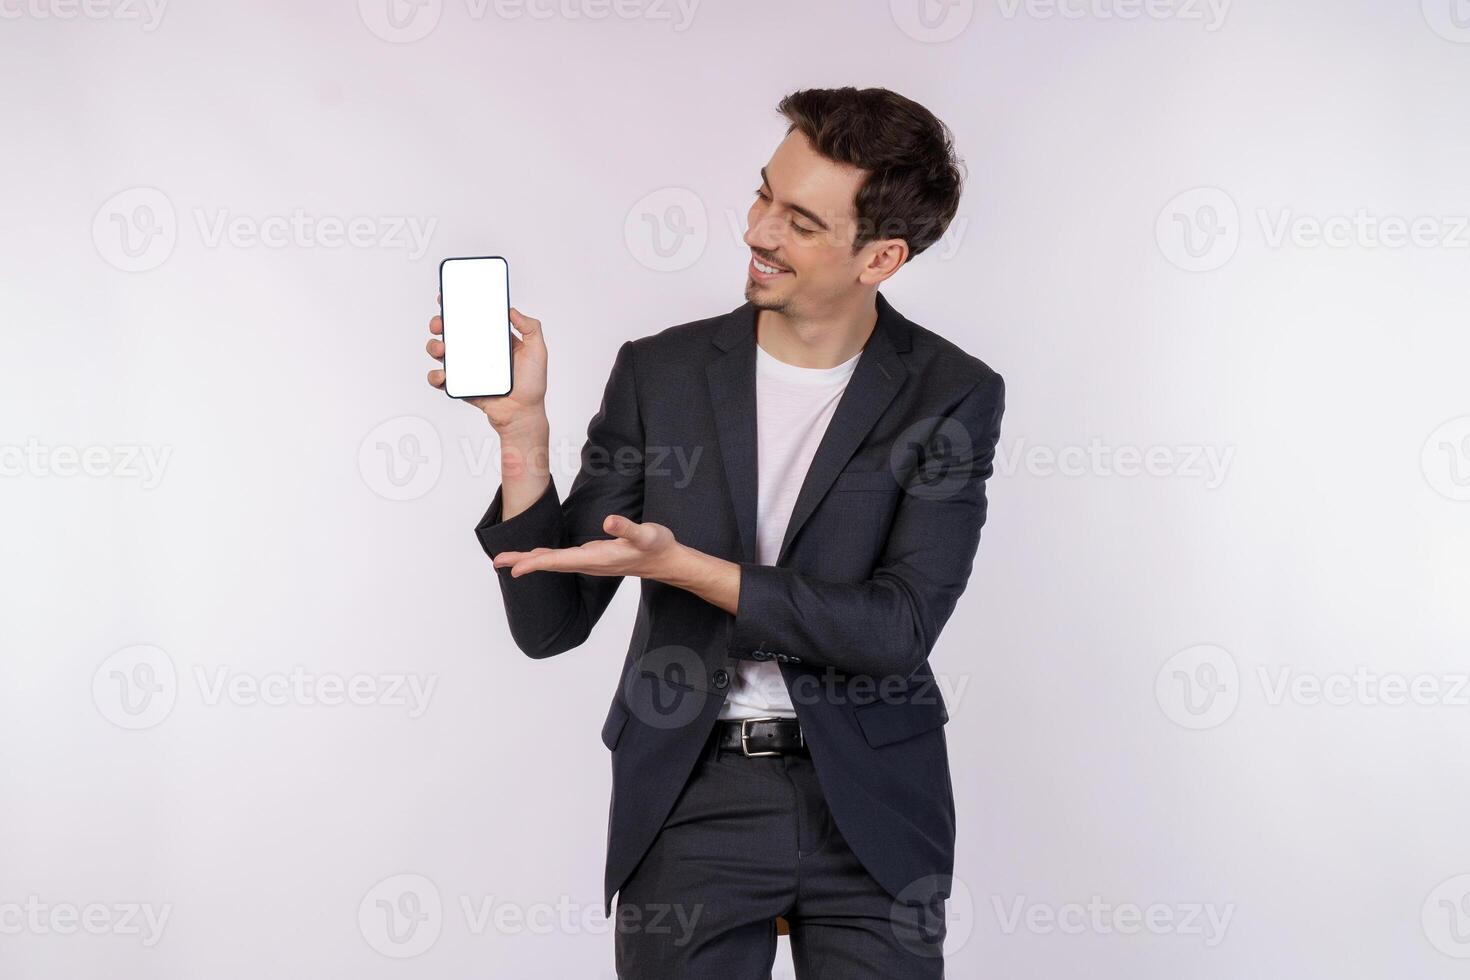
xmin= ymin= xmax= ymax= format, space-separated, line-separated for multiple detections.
xmin=429 ymin=314 xmax=442 ymax=336
xmin=428 ymin=368 xmax=445 ymax=389
xmin=604 ymin=514 xmax=634 ymax=539
xmin=604 ymin=515 xmax=657 ymax=548
xmin=492 ymin=547 xmax=553 ymax=568
xmin=510 ymin=558 xmax=552 ymax=578
xmin=509 ymin=550 xmax=580 ymax=577
xmin=509 ymin=308 xmax=545 ymax=349
xmin=426 ymin=337 xmax=444 ymax=360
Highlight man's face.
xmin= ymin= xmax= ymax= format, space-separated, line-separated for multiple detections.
xmin=743 ymin=130 xmax=879 ymax=317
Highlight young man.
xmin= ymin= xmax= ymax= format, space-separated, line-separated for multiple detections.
xmin=425 ymin=87 xmax=1005 ymax=979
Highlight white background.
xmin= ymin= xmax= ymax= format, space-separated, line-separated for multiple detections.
xmin=3 ymin=0 xmax=1470 ymax=977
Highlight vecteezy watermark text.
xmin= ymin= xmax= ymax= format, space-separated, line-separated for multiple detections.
xmin=0 ymin=897 xmax=172 ymax=947
xmin=995 ymin=0 xmax=1230 ymax=30
xmin=991 ymin=895 xmax=1234 ymax=947
xmin=358 ymin=415 xmax=708 ymax=503
xmin=92 ymin=645 xmax=439 ymax=730
xmin=358 ymin=873 xmax=702 ymax=959
xmin=0 ymin=0 xmax=167 ymax=30
xmin=1157 ymin=645 xmax=1470 ymax=730
xmin=995 ymin=438 xmax=1234 ymax=488
xmin=358 ymin=0 xmax=700 ymax=43
xmin=1158 ymin=187 xmax=1470 ymax=272
xmin=1 ymin=439 xmax=171 ymax=489
xmin=93 ymin=187 xmax=437 ymax=272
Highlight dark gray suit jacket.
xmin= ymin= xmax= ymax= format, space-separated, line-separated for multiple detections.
xmin=475 ymin=291 xmax=1005 ymax=917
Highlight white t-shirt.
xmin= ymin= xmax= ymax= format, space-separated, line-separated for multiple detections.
xmin=718 ymin=341 xmax=862 ymax=721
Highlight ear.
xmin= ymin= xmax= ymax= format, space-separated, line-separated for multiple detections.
xmin=856 ymin=238 xmax=909 ymax=286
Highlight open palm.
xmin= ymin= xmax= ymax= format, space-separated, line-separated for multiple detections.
xmin=492 ymin=515 xmax=678 ymax=579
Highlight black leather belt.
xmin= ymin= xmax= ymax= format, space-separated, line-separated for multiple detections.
xmin=716 ymin=717 xmax=807 ymax=757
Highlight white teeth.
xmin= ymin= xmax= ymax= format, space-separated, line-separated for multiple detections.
xmin=753 ymin=258 xmax=784 ymax=274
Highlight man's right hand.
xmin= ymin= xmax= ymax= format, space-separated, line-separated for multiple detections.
xmin=425 ymin=303 xmax=549 ymax=429
xmin=426 ymin=301 xmax=551 ymax=519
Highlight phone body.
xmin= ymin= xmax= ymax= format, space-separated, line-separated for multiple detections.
xmin=438 ymin=255 xmax=513 ymax=399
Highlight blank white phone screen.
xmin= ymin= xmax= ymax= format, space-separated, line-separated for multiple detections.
xmin=441 ymin=257 xmax=511 ymax=398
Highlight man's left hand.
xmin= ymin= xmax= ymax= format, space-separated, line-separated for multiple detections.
xmin=490 ymin=514 xmax=742 ymax=616
xmin=492 ymin=515 xmax=682 ymax=581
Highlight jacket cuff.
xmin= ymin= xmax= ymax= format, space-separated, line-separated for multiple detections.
xmin=730 ymin=562 xmax=783 ymax=661
xmin=474 ymin=480 xmax=564 ymax=558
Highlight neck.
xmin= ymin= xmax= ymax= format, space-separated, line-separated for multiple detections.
xmin=756 ymin=290 xmax=879 ymax=369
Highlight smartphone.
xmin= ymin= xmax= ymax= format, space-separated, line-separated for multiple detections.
xmin=438 ymin=255 xmax=513 ymax=398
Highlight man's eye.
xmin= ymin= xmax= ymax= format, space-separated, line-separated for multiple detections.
xmin=754 ymin=188 xmax=770 ymax=201
xmin=793 ymin=223 xmax=816 ymax=236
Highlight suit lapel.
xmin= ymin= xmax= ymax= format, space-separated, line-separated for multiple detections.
xmin=705 ymin=292 xmax=911 ymax=567
xmin=775 ymin=294 xmax=908 ymax=565
xmin=705 ymin=303 xmax=760 ymax=563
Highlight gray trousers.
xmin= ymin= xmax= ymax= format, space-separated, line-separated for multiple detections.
xmin=613 ymin=727 xmax=947 ymax=979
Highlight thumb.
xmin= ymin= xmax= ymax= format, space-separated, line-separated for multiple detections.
xmin=604 ymin=514 xmax=654 ymax=546
xmin=509 ymin=308 xmax=545 ymax=348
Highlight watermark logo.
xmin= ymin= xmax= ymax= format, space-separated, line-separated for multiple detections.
xmin=624 ymin=187 xmax=707 ymax=272
xmin=623 ymin=645 xmax=707 ymax=730
xmin=356 ymin=882 xmax=700 ymax=946
xmin=359 ymin=416 xmax=443 ymax=502
xmin=359 ymin=0 xmax=443 ymax=42
xmin=1155 ymin=644 xmax=1239 ymax=730
xmin=890 ymin=874 xmax=974 ymax=957
xmin=359 ymin=873 xmax=443 ymax=958
xmin=1423 ymin=874 xmax=1470 ymax=958
xmin=1164 ymin=655 xmax=1470 ymax=719
xmin=93 ymin=187 xmax=177 ymax=273
xmin=1422 ymin=0 xmax=1470 ymax=42
xmin=92 ymin=645 xmax=178 ymax=731
xmin=1161 ymin=191 xmax=1470 ymax=270
xmin=889 ymin=416 xmax=975 ymax=501
xmin=1156 ymin=187 xmax=1239 ymax=272
xmin=890 ymin=0 xmax=974 ymax=42
xmin=1422 ymin=416 xmax=1470 ymax=502
xmin=93 ymin=188 xmax=436 ymax=271
xmin=94 ymin=646 xmax=437 ymax=726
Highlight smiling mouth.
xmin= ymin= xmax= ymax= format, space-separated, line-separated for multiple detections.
xmin=749 ymin=252 xmax=792 ymax=281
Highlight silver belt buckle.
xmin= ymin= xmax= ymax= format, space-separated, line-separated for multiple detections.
xmin=740 ymin=716 xmax=787 ymax=758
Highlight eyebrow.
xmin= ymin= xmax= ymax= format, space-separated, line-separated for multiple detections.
xmin=761 ymin=167 xmax=831 ymax=232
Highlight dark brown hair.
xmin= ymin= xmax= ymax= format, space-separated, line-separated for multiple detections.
xmin=776 ymin=86 xmax=964 ymax=261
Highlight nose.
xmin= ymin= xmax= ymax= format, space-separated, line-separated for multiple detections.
xmin=743 ymin=207 xmax=782 ymax=253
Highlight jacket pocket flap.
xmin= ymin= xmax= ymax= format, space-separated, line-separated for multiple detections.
xmin=833 ymin=469 xmax=899 ymax=493
xmin=854 ymin=697 xmax=948 ymax=748
xmin=601 ymin=700 xmax=631 ymax=750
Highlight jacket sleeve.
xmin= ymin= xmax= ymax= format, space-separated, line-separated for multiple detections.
xmin=473 ymin=340 xmax=645 ymax=659
xmin=728 ymin=371 xmax=1005 ymax=679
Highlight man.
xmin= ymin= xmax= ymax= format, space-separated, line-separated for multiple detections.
xmin=424 ymin=86 xmax=1005 ymax=979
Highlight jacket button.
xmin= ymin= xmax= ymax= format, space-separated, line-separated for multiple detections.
xmin=712 ymin=669 xmax=729 ymax=689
